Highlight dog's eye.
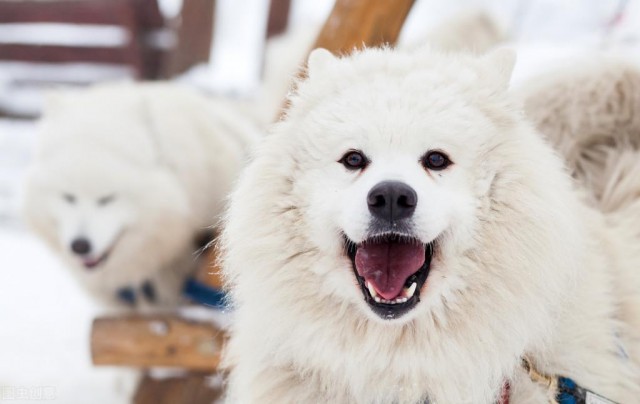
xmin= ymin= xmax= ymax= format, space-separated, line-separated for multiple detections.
xmin=339 ymin=150 xmax=368 ymax=170
xmin=422 ymin=151 xmax=452 ymax=171
xmin=97 ymin=194 xmax=116 ymax=206
xmin=62 ymin=193 xmax=76 ymax=204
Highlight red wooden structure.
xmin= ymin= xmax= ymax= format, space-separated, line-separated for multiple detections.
xmin=0 ymin=0 xmax=215 ymax=117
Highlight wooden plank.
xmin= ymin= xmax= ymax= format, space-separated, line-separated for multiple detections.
xmin=0 ymin=44 xmax=141 ymax=69
xmin=0 ymin=0 xmax=133 ymax=25
xmin=134 ymin=373 xmax=223 ymax=404
xmin=91 ymin=316 xmax=225 ymax=371
xmin=266 ymin=0 xmax=291 ymax=38
xmin=0 ymin=0 xmax=144 ymax=75
xmin=131 ymin=0 xmax=168 ymax=79
xmin=313 ymin=0 xmax=416 ymax=55
xmin=275 ymin=0 xmax=415 ymax=119
xmin=160 ymin=0 xmax=215 ymax=77
xmin=132 ymin=0 xmax=166 ymax=30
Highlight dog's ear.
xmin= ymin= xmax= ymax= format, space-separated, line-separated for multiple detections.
xmin=307 ymin=48 xmax=336 ymax=78
xmin=480 ymin=48 xmax=516 ymax=91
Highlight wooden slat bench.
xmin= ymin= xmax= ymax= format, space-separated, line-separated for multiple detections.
xmin=0 ymin=0 xmax=144 ymax=74
xmin=0 ymin=0 xmax=215 ymax=117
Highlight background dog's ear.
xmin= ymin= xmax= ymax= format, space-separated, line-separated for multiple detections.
xmin=307 ymin=48 xmax=336 ymax=78
xmin=481 ymin=48 xmax=516 ymax=91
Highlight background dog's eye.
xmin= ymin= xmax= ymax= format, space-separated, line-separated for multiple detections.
xmin=422 ymin=151 xmax=451 ymax=171
xmin=339 ymin=150 xmax=368 ymax=170
xmin=97 ymin=194 xmax=116 ymax=206
xmin=62 ymin=193 xmax=75 ymax=204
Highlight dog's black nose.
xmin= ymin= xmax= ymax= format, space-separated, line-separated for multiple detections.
xmin=71 ymin=238 xmax=91 ymax=255
xmin=367 ymin=181 xmax=417 ymax=222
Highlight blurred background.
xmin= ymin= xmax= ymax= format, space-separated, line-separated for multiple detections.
xmin=0 ymin=0 xmax=639 ymax=403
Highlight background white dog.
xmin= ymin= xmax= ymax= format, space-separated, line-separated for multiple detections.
xmin=221 ymin=47 xmax=640 ymax=403
xmin=23 ymin=83 xmax=259 ymax=306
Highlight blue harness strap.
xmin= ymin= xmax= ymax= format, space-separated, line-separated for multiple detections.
xmin=556 ymin=377 xmax=618 ymax=404
xmin=182 ymin=277 xmax=226 ymax=308
xmin=116 ymin=287 xmax=136 ymax=305
xmin=522 ymin=357 xmax=618 ymax=404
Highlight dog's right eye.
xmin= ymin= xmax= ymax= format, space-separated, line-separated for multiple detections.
xmin=62 ymin=193 xmax=76 ymax=204
xmin=339 ymin=150 xmax=369 ymax=170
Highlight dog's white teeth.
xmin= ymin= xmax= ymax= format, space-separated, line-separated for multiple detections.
xmin=368 ymin=281 xmax=414 ymax=304
xmin=382 ymin=296 xmax=407 ymax=305
xmin=366 ymin=282 xmax=378 ymax=298
xmin=404 ymin=282 xmax=417 ymax=298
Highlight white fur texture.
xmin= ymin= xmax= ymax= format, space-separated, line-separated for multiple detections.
xmin=404 ymin=10 xmax=505 ymax=54
xmin=519 ymin=59 xmax=640 ymax=393
xmin=23 ymin=82 xmax=258 ymax=306
xmin=221 ymin=48 xmax=640 ymax=403
xmin=518 ymin=59 xmax=640 ymax=215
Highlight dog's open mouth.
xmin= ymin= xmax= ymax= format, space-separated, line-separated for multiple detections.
xmin=79 ymin=230 xmax=126 ymax=270
xmin=82 ymin=250 xmax=110 ymax=270
xmin=345 ymin=233 xmax=434 ymax=320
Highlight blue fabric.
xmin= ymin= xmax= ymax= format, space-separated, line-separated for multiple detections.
xmin=557 ymin=377 xmax=581 ymax=404
xmin=555 ymin=376 xmax=616 ymax=404
xmin=183 ymin=278 xmax=226 ymax=308
xmin=141 ymin=280 xmax=156 ymax=303
xmin=557 ymin=393 xmax=577 ymax=404
xmin=558 ymin=377 xmax=577 ymax=390
xmin=116 ymin=287 xmax=136 ymax=305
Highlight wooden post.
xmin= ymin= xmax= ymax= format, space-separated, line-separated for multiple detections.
xmin=134 ymin=373 xmax=223 ymax=404
xmin=160 ymin=0 xmax=216 ymax=77
xmin=91 ymin=316 xmax=225 ymax=371
xmin=312 ymin=0 xmax=416 ymax=55
xmin=266 ymin=0 xmax=291 ymax=38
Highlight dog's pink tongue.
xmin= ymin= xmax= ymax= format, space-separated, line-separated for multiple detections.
xmin=355 ymin=241 xmax=425 ymax=300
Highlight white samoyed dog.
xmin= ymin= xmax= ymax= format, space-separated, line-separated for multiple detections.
xmin=221 ymin=48 xmax=640 ymax=403
xmin=23 ymin=83 xmax=258 ymax=307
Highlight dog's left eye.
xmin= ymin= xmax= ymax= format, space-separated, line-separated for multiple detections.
xmin=339 ymin=150 xmax=368 ymax=170
xmin=97 ymin=194 xmax=116 ymax=206
xmin=62 ymin=193 xmax=76 ymax=204
xmin=422 ymin=151 xmax=452 ymax=171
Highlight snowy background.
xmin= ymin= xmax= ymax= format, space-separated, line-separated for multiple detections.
xmin=1 ymin=0 xmax=640 ymax=402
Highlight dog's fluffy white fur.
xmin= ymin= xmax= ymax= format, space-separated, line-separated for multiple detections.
xmin=221 ymin=47 xmax=640 ymax=403
xmin=519 ymin=59 xmax=640 ymax=215
xmin=23 ymin=83 xmax=258 ymax=306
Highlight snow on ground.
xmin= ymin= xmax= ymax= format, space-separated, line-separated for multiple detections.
xmin=0 ymin=227 xmax=139 ymax=404
xmin=0 ymin=121 xmax=137 ymax=403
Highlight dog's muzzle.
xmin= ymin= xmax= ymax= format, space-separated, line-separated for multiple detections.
xmin=345 ymin=181 xmax=433 ymax=320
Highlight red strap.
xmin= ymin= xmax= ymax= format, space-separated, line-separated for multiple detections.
xmin=498 ymin=381 xmax=510 ymax=404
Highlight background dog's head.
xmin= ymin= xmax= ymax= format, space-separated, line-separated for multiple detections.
xmin=23 ymin=128 xmax=193 ymax=296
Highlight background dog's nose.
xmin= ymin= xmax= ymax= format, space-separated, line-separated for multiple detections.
xmin=71 ymin=238 xmax=92 ymax=255
xmin=367 ymin=181 xmax=417 ymax=222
